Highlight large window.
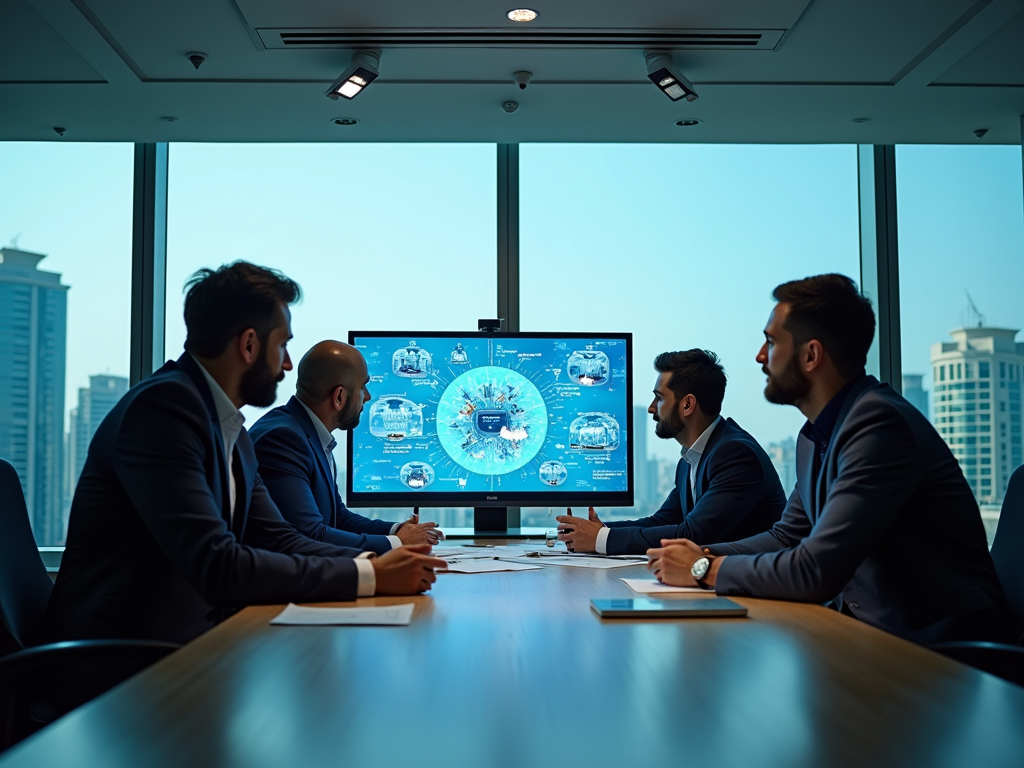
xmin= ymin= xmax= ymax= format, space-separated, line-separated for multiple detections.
xmin=0 ymin=142 xmax=134 ymax=545
xmin=897 ymin=145 xmax=1024 ymax=542
xmin=165 ymin=143 xmax=496 ymax=529
xmin=518 ymin=144 xmax=860 ymax=524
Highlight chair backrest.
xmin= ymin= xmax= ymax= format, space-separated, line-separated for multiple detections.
xmin=0 ymin=459 xmax=54 ymax=649
xmin=991 ymin=465 xmax=1024 ymax=641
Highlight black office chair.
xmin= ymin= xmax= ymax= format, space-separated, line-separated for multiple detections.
xmin=0 ymin=459 xmax=179 ymax=752
xmin=932 ymin=464 xmax=1024 ymax=687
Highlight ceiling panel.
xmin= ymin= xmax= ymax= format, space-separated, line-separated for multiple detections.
xmin=0 ymin=0 xmax=104 ymax=83
xmin=934 ymin=9 xmax=1024 ymax=85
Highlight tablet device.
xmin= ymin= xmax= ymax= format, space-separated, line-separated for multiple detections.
xmin=590 ymin=597 xmax=748 ymax=618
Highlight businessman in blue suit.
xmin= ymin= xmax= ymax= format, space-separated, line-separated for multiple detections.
xmin=250 ymin=340 xmax=442 ymax=554
xmin=45 ymin=262 xmax=444 ymax=645
xmin=649 ymin=274 xmax=1010 ymax=645
xmin=556 ymin=349 xmax=785 ymax=555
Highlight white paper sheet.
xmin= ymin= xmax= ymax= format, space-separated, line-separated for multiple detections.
xmin=501 ymin=555 xmax=640 ymax=570
xmin=441 ymin=560 xmax=542 ymax=573
xmin=270 ymin=603 xmax=415 ymax=626
xmin=620 ymin=578 xmax=707 ymax=594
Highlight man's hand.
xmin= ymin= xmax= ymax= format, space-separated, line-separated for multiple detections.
xmin=555 ymin=507 xmax=605 ymax=553
xmin=395 ymin=508 xmax=444 ymax=546
xmin=646 ymin=538 xmax=706 ymax=586
xmin=371 ymin=544 xmax=447 ymax=595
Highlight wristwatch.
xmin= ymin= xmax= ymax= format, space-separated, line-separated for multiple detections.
xmin=691 ymin=556 xmax=712 ymax=589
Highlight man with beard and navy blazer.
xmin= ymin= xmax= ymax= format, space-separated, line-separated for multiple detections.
xmin=648 ymin=274 xmax=1011 ymax=646
xmin=45 ymin=262 xmax=444 ymax=645
xmin=556 ymin=349 xmax=786 ymax=555
xmin=250 ymin=340 xmax=442 ymax=554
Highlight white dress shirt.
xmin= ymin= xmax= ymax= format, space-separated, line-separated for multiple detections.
xmin=191 ymin=357 xmax=375 ymax=596
xmin=296 ymin=398 xmax=402 ymax=551
xmin=595 ymin=415 xmax=722 ymax=554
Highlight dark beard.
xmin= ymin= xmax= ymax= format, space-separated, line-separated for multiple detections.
xmin=336 ymin=397 xmax=363 ymax=431
xmin=653 ymin=407 xmax=684 ymax=440
xmin=238 ymin=346 xmax=283 ymax=407
xmin=763 ymin=353 xmax=811 ymax=405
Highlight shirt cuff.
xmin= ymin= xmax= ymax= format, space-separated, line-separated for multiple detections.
xmin=389 ymin=522 xmax=401 ymax=535
xmin=386 ymin=535 xmax=402 ymax=549
xmin=595 ymin=526 xmax=610 ymax=555
xmin=354 ymin=553 xmax=376 ymax=597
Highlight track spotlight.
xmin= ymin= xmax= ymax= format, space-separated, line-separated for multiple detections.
xmin=326 ymin=49 xmax=381 ymax=101
xmin=644 ymin=50 xmax=698 ymax=103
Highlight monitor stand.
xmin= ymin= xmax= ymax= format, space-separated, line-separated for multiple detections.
xmin=474 ymin=507 xmax=509 ymax=533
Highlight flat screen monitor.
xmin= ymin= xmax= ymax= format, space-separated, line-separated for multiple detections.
xmin=346 ymin=331 xmax=633 ymax=509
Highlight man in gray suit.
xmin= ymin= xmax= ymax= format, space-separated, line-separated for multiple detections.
xmin=648 ymin=274 xmax=1010 ymax=645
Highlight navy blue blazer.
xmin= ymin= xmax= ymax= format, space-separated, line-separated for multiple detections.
xmin=250 ymin=397 xmax=397 ymax=555
xmin=604 ymin=418 xmax=786 ymax=555
xmin=44 ymin=354 xmax=364 ymax=645
xmin=711 ymin=376 xmax=1009 ymax=645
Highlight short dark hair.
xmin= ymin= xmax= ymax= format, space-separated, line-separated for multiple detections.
xmin=183 ymin=261 xmax=301 ymax=358
xmin=654 ymin=349 xmax=727 ymax=416
xmin=772 ymin=273 xmax=875 ymax=378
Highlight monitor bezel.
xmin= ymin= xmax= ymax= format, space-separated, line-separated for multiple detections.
xmin=346 ymin=330 xmax=634 ymax=509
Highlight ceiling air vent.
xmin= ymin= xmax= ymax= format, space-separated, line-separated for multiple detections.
xmin=257 ymin=28 xmax=785 ymax=50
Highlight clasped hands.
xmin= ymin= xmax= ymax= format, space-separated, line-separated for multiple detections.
xmin=395 ymin=508 xmax=444 ymax=546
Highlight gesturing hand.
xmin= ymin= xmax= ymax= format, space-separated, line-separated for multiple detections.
xmin=371 ymin=544 xmax=448 ymax=595
xmin=555 ymin=507 xmax=605 ymax=553
xmin=396 ymin=508 xmax=444 ymax=546
xmin=646 ymin=538 xmax=705 ymax=586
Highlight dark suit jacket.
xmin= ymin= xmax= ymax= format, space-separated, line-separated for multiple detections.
xmin=44 ymin=354 xmax=365 ymax=645
xmin=711 ymin=375 xmax=1008 ymax=645
xmin=250 ymin=397 xmax=396 ymax=554
xmin=604 ymin=418 xmax=786 ymax=554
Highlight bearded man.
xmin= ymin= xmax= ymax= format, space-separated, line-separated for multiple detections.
xmin=648 ymin=274 xmax=1011 ymax=646
xmin=556 ymin=349 xmax=785 ymax=555
xmin=250 ymin=341 xmax=442 ymax=554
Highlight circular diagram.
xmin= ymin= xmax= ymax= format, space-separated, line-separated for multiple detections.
xmin=436 ymin=366 xmax=548 ymax=475
xmin=569 ymin=412 xmax=620 ymax=451
xmin=399 ymin=461 xmax=435 ymax=490
xmin=538 ymin=460 xmax=568 ymax=486
xmin=567 ymin=350 xmax=610 ymax=386
xmin=368 ymin=396 xmax=424 ymax=441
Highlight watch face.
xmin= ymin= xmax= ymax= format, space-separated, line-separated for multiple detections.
xmin=691 ymin=557 xmax=709 ymax=580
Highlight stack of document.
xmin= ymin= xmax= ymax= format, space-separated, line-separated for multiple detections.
xmin=270 ymin=603 xmax=415 ymax=626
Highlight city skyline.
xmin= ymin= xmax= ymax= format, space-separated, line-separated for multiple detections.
xmin=2 ymin=142 xmax=1022 ymax=537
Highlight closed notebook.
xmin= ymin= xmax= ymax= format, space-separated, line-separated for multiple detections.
xmin=590 ymin=597 xmax=748 ymax=618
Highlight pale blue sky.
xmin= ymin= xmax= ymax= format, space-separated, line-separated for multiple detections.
xmin=1 ymin=141 xmax=1021 ymax=464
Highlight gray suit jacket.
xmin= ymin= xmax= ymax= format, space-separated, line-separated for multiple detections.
xmin=710 ymin=375 xmax=1007 ymax=645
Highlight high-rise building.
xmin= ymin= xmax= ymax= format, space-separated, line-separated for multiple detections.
xmin=65 ymin=374 xmax=129 ymax=508
xmin=767 ymin=437 xmax=797 ymax=496
xmin=0 ymin=248 xmax=68 ymax=545
xmin=632 ymin=405 xmax=659 ymax=511
xmin=931 ymin=326 xmax=1024 ymax=504
xmin=902 ymin=374 xmax=929 ymax=419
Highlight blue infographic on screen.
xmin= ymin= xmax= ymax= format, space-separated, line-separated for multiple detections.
xmin=349 ymin=334 xmax=630 ymax=498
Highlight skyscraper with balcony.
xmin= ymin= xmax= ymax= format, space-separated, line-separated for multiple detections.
xmin=0 ymin=248 xmax=68 ymax=545
xmin=931 ymin=326 xmax=1024 ymax=505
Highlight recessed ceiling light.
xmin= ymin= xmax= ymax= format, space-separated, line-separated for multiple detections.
xmin=850 ymin=117 xmax=870 ymax=124
xmin=675 ymin=119 xmax=702 ymax=127
xmin=506 ymin=8 xmax=539 ymax=22
xmin=332 ymin=117 xmax=359 ymax=126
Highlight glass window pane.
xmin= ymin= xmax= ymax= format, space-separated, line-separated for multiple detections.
xmin=897 ymin=145 xmax=1024 ymax=543
xmin=519 ymin=144 xmax=860 ymax=524
xmin=0 ymin=142 xmax=134 ymax=545
xmin=165 ymin=143 xmax=496 ymax=529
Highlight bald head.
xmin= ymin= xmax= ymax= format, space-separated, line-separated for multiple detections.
xmin=296 ymin=341 xmax=371 ymax=431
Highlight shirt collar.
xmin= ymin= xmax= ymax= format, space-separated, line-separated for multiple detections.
xmin=681 ymin=415 xmax=722 ymax=465
xmin=297 ymin=397 xmax=336 ymax=452
xmin=800 ymin=375 xmax=864 ymax=449
xmin=189 ymin=354 xmax=246 ymax=445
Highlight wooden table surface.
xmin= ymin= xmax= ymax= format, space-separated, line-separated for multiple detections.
xmin=4 ymin=549 xmax=1024 ymax=768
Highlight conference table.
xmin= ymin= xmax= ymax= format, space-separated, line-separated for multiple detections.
xmin=4 ymin=542 xmax=1024 ymax=768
